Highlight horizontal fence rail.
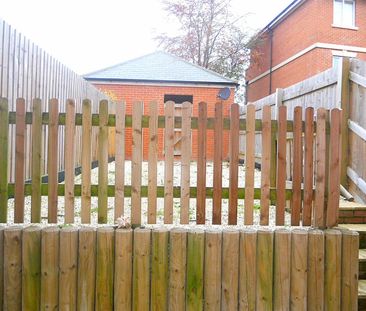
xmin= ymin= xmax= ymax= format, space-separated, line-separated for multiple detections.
xmin=0 ymin=97 xmax=342 ymax=227
xmin=0 ymin=226 xmax=359 ymax=310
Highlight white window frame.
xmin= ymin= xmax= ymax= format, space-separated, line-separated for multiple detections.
xmin=333 ymin=0 xmax=356 ymax=29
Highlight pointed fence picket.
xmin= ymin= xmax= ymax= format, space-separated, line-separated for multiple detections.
xmin=0 ymin=97 xmax=342 ymax=228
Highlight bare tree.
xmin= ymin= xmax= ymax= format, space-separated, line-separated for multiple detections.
xmin=156 ymin=0 xmax=255 ymax=81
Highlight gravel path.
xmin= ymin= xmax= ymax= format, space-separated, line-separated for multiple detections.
xmin=6 ymin=161 xmax=291 ymax=226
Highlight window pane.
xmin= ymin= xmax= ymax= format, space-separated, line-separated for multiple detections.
xmin=343 ymin=1 xmax=355 ymax=26
xmin=333 ymin=0 xmax=342 ymax=25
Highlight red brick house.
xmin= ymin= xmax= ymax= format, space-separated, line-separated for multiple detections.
xmin=246 ymin=0 xmax=366 ymax=102
xmin=84 ymin=51 xmax=237 ymax=160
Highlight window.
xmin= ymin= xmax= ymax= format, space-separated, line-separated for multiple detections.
xmin=333 ymin=0 xmax=355 ymax=27
xmin=164 ymin=94 xmax=193 ymax=104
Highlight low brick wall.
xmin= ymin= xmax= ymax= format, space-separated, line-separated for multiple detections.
xmin=0 ymin=225 xmax=359 ymax=310
xmin=339 ymin=207 xmax=366 ymax=224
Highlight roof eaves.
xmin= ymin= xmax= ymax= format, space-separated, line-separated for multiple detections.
xmin=260 ymin=0 xmax=306 ymax=33
xmin=84 ymin=77 xmax=239 ymax=87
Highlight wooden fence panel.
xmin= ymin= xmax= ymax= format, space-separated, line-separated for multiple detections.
xmin=291 ymin=106 xmax=302 ymax=226
xmin=260 ymin=106 xmax=271 ymax=225
xmin=14 ymin=98 xmax=25 ymax=223
xmin=180 ymin=102 xmax=192 ymax=224
xmin=81 ymin=99 xmax=92 ymax=224
xmin=64 ymin=99 xmax=75 ymax=223
xmin=148 ymin=101 xmax=158 ymax=224
xmin=276 ymin=105 xmax=287 ymax=225
xmin=197 ymin=102 xmax=207 ymax=224
xmin=303 ymin=107 xmax=314 ymax=226
xmin=213 ymin=102 xmax=223 ymax=225
xmin=245 ymin=104 xmax=255 ymax=225
xmin=164 ymin=101 xmax=174 ymax=224
xmin=98 ymin=100 xmax=109 ymax=224
xmin=229 ymin=104 xmax=239 ymax=225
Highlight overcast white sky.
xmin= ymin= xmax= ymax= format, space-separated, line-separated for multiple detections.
xmin=1 ymin=0 xmax=292 ymax=75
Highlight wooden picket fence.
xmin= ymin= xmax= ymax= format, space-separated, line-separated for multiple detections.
xmin=0 ymin=97 xmax=342 ymax=227
xmin=0 ymin=226 xmax=358 ymax=310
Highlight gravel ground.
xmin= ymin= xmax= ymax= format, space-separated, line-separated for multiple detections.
xmin=6 ymin=161 xmax=291 ymax=226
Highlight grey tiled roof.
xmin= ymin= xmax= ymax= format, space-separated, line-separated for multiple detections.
xmin=83 ymin=51 xmax=237 ymax=85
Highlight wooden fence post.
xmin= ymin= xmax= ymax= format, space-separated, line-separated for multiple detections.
xmin=0 ymin=98 xmax=9 ymax=222
xmin=337 ymin=57 xmax=350 ymax=187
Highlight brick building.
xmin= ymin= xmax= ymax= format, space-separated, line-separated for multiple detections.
xmin=84 ymin=51 xmax=237 ymax=160
xmin=246 ymin=0 xmax=366 ymax=102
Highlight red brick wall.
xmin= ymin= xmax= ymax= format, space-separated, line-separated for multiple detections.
xmin=247 ymin=0 xmax=366 ymax=102
xmin=93 ymin=83 xmax=235 ymax=160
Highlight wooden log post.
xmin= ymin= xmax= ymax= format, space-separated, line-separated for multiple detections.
xmin=169 ymin=228 xmax=187 ymax=311
xmin=204 ymin=229 xmax=222 ymax=310
xmin=77 ymin=227 xmax=96 ymax=310
xmin=239 ymin=229 xmax=257 ymax=311
xmin=324 ymin=229 xmax=342 ymax=310
xmin=114 ymin=228 xmax=133 ymax=311
xmin=164 ymin=101 xmax=174 ymax=224
xmin=341 ymin=230 xmax=359 ymax=311
xmin=290 ymin=229 xmax=308 ymax=311
xmin=151 ymin=228 xmax=169 ymax=311
xmin=222 ymin=229 xmax=240 ymax=310
xmin=273 ymin=229 xmax=291 ymax=311
xmin=197 ymin=102 xmax=207 ymax=224
xmin=41 ymin=227 xmax=60 ymax=310
xmin=59 ymin=227 xmax=78 ymax=310
xmin=307 ymin=229 xmax=325 ymax=311
xmin=22 ymin=226 xmax=41 ymax=311
xmin=4 ymin=226 xmax=22 ymax=311
xmin=96 ymin=227 xmax=115 ymax=310
xmin=186 ymin=229 xmax=204 ymax=311
xmin=256 ymin=229 xmax=274 ymax=310
xmin=132 ymin=228 xmax=151 ymax=311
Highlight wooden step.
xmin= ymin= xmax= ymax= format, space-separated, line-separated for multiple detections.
xmin=359 ymin=250 xmax=366 ymax=280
